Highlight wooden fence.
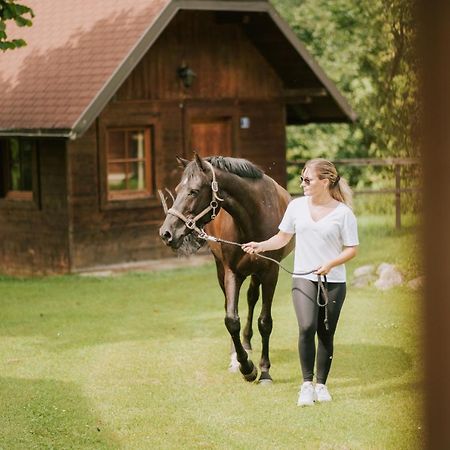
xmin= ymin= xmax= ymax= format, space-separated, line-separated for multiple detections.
xmin=286 ymin=158 xmax=420 ymax=229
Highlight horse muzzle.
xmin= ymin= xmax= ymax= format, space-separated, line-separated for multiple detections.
xmin=159 ymin=223 xmax=185 ymax=249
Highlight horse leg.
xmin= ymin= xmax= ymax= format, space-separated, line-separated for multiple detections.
xmin=258 ymin=268 xmax=279 ymax=384
xmin=223 ymin=269 xmax=258 ymax=382
xmin=243 ymin=275 xmax=260 ymax=352
xmin=229 ymin=275 xmax=260 ymax=372
xmin=214 ymin=259 xmax=240 ymax=372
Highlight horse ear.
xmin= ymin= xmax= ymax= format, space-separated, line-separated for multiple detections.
xmin=176 ymin=156 xmax=189 ymax=168
xmin=193 ymin=152 xmax=206 ymax=172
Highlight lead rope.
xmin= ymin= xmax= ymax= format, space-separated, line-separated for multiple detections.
xmin=158 ymin=162 xmax=330 ymax=330
xmin=198 ymin=231 xmax=331 ymax=331
xmin=316 ymin=275 xmax=330 ymax=331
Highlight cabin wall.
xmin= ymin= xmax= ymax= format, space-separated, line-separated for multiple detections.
xmin=115 ymin=10 xmax=287 ymax=185
xmin=0 ymin=139 xmax=70 ymax=275
xmin=67 ymin=103 xmax=179 ymax=270
xmin=238 ymin=101 xmax=287 ymax=186
xmin=67 ymin=10 xmax=287 ymax=270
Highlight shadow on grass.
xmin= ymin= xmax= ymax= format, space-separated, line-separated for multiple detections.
xmin=273 ymin=343 xmax=413 ymax=386
xmin=0 ymin=377 xmax=117 ymax=449
xmin=342 ymin=379 xmax=422 ymax=400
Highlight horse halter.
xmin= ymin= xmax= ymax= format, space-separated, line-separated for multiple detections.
xmin=159 ymin=160 xmax=224 ymax=237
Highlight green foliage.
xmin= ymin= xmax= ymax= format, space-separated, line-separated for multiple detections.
xmin=272 ymin=0 xmax=418 ymax=189
xmin=0 ymin=0 xmax=34 ymax=51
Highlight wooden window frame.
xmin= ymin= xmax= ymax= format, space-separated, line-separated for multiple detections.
xmin=100 ymin=124 xmax=156 ymax=210
xmin=0 ymin=137 xmax=40 ymax=209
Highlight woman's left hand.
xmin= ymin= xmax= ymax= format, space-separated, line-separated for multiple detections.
xmin=315 ymin=263 xmax=333 ymax=275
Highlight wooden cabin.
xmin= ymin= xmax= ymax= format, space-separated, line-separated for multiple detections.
xmin=0 ymin=0 xmax=356 ymax=275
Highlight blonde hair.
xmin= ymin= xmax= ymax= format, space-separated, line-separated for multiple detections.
xmin=302 ymin=158 xmax=353 ymax=208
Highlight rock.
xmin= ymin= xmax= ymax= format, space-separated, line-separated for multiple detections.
xmin=377 ymin=263 xmax=396 ymax=276
xmin=407 ymin=276 xmax=424 ymax=290
xmin=353 ymin=265 xmax=375 ymax=278
xmin=351 ymin=273 xmax=377 ymax=288
xmin=374 ymin=264 xmax=403 ymax=290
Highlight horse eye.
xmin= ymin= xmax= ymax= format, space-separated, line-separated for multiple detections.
xmin=189 ymin=189 xmax=199 ymax=197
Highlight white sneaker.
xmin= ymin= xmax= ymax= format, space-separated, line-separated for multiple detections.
xmin=315 ymin=383 xmax=332 ymax=402
xmin=297 ymin=382 xmax=316 ymax=406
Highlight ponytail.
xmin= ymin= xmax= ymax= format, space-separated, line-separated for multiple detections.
xmin=330 ymin=176 xmax=353 ymax=209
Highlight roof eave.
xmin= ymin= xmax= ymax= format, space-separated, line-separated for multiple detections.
xmin=265 ymin=4 xmax=357 ymax=123
xmin=0 ymin=128 xmax=73 ymax=138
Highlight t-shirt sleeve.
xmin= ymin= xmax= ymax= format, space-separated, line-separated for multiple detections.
xmin=341 ymin=209 xmax=359 ymax=246
xmin=278 ymin=201 xmax=296 ymax=234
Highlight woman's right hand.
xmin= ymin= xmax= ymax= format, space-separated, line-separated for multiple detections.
xmin=241 ymin=242 xmax=265 ymax=254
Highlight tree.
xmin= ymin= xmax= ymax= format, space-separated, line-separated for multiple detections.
xmin=272 ymin=0 xmax=418 ymax=189
xmin=0 ymin=0 xmax=34 ymax=51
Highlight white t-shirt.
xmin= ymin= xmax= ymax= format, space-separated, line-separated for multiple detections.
xmin=278 ymin=196 xmax=359 ymax=282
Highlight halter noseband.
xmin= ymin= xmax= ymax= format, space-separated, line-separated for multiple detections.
xmin=165 ymin=160 xmax=224 ymax=236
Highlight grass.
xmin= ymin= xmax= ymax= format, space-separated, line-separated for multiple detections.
xmin=0 ymin=215 xmax=423 ymax=449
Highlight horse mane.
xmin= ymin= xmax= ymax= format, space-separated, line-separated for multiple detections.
xmin=193 ymin=156 xmax=264 ymax=178
xmin=208 ymin=156 xmax=264 ymax=178
xmin=185 ymin=156 xmax=264 ymax=179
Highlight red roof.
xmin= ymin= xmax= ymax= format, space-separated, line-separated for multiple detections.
xmin=0 ymin=0 xmax=170 ymax=133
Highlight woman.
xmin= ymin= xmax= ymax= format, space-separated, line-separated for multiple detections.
xmin=242 ymin=159 xmax=358 ymax=406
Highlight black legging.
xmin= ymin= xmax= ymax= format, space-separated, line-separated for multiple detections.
xmin=292 ymin=278 xmax=346 ymax=384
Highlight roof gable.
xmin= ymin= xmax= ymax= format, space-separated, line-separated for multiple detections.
xmin=0 ymin=0 xmax=356 ymax=137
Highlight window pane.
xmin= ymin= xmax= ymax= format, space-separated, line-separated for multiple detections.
xmin=10 ymin=138 xmax=32 ymax=191
xmin=108 ymin=162 xmax=127 ymax=191
xmin=108 ymin=131 xmax=126 ymax=160
xmin=128 ymin=161 xmax=146 ymax=191
xmin=106 ymin=128 xmax=152 ymax=198
xmin=10 ymin=138 xmax=20 ymax=190
xmin=20 ymin=140 xmax=33 ymax=190
xmin=129 ymin=131 xmax=145 ymax=160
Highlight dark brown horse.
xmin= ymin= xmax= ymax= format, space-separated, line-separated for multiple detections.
xmin=159 ymin=154 xmax=292 ymax=383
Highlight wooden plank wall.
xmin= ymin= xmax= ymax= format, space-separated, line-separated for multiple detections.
xmin=116 ymin=10 xmax=283 ymax=102
xmin=67 ymin=103 xmax=181 ymax=270
xmin=238 ymin=101 xmax=287 ymax=186
xmin=0 ymin=139 xmax=70 ymax=275
xmin=67 ymin=10 xmax=287 ymax=270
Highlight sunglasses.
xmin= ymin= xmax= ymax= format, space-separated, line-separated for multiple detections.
xmin=300 ymin=176 xmax=314 ymax=185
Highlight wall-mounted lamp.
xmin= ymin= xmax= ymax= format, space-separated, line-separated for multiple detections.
xmin=177 ymin=64 xmax=196 ymax=88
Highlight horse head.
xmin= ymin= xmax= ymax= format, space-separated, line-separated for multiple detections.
xmin=159 ymin=153 xmax=222 ymax=252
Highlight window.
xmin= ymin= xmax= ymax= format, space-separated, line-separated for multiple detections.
xmin=106 ymin=128 xmax=153 ymax=200
xmin=0 ymin=137 xmax=36 ymax=201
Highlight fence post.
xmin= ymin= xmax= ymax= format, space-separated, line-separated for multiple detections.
xmin=395 ymin=164 xmax=401 ymax=229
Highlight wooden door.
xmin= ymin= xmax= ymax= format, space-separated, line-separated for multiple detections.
xmin=188 ymin=117 xmax=233 ymax=158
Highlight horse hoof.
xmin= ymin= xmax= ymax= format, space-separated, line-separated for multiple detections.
xmin=241 ymin=361 xmax=258 ymax=382
xmin=258 ymin=371 xmax=273 ymax=386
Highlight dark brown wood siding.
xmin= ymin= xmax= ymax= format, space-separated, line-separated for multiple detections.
xmin=67 ymin=102 xmax=179 ymax=270
xmin=67 ymin=9 xmax=287 ymax=270
xmin=238 ymin=101 xmax=287 ymax=186
xmin=116 ymin=10 xmax=284 ymax=102
xmin=0 ymin=139 xmax=70 ymax=275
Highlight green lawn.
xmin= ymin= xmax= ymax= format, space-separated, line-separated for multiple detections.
xmin=0 ymin=215 xmax=423 ymax=449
